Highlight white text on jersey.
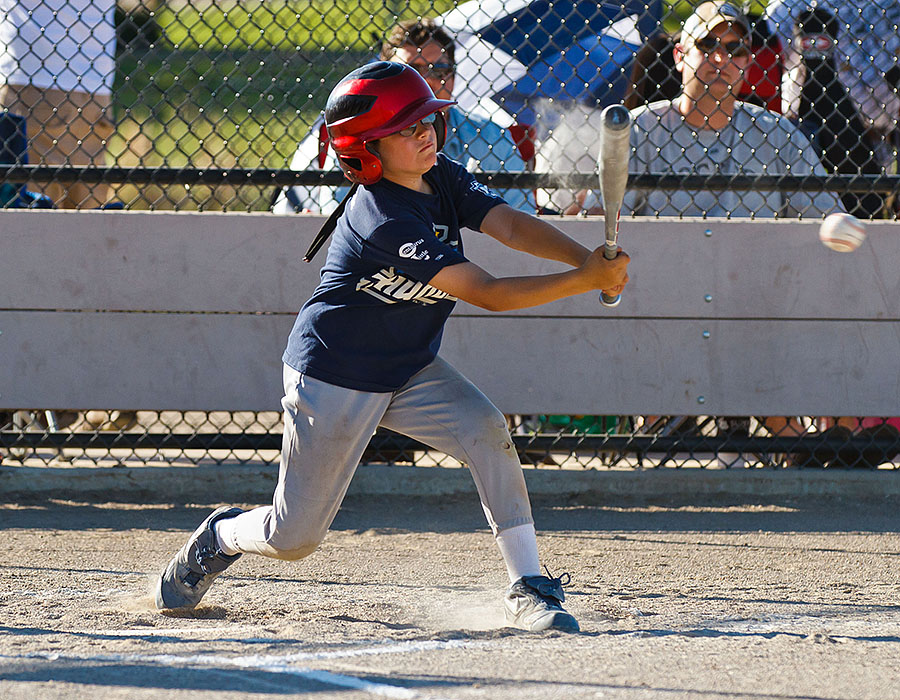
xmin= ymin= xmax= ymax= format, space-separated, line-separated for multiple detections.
xmin=356 ymin=267 xmax=457 ymax=305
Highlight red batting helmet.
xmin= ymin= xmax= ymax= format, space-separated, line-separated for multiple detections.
xmin=324 ymin=61 xmax=455 ymax=185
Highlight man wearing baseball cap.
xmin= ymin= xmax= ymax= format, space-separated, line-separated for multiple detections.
xmin=586 ymin=0 xmax=837 ymax=217
xmin=677 ymin=1 xmax=752 ymax=130
xmin=544 ymin=1 xmax=755 ymax=215
xmin=585 ymin=0 xmax=842 ymax=460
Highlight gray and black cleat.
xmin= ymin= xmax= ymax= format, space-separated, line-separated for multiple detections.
xmin=155 ymin=506 xmax=244 ymax=610
xmin=504 ymin=569 xmax=580 ymax=632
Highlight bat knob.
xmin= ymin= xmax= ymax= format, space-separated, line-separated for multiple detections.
xmin=600 ymin=291 xmax=621 ymax=307
xmin=601 ymin=104 xmax=631 ymax=131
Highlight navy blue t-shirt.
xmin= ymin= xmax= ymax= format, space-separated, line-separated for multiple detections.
xmin=283 ymin=154 xmax=506 ymax=392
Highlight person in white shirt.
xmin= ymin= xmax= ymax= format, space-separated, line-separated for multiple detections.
xmin=0 ymin=0 xmax=116 ymax=208
xmin=573 ymin=2 xmax=838 ymax=457
xmin=548 ymin=1 xmax=840 ymax=218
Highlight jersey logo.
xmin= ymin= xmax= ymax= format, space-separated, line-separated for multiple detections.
xmin=356 ymin=267 xmax=457 ymax=305
xmin=399 ymin=239 xmax=431 ymax=260
xmin=469 ymin=180 xmax=496 ymax=198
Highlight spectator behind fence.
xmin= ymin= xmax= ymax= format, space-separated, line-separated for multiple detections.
xmin=273 ymin=18 xmax=535 ymax=215
xmin=791 ymin=417 xmax=900 ymax=469
xmin=0 ymin=0 xmax=116 ymax=209
xmin=588 ymin=1 xmax=843 ymax=461
xmin=545 ymin=11 xmax=784 ymax=216
xmin=1 ymin=2 xmax=132 ymax=431
xmin=587 ymin=1 xmax=840 ymax=218
xmin=539 ymin=3 xmax=835 ymax=216
xmin=0 ymin=111 xmax=52 ymax=208
xmin=594 ymin=2 xmax=895 ymax=467
xmin=766 ymin=0 xmax=900 ymax=218
xmin=765 ymin=0 xmax=900 ymax=465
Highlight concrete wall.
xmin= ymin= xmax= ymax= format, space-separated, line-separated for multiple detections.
xmin=1 ymin=210 xmax=898 ymax=415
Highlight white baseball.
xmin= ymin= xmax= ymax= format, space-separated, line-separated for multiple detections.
xmin=818 ymin=212 xmax=866 ymax=252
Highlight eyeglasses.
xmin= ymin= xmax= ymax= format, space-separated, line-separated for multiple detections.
xmin=694 ymin=36 xmax=751 ymax=58
xmin=404 ymin=61 xmax=455 ymax=80
xmin=395 ymin=112 xmax=437 ymax=138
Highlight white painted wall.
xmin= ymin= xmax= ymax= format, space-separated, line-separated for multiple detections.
xmin=1 ymin=210 xmax=898 ymax=414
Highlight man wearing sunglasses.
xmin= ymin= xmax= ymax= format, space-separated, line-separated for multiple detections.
xmin=274 ymin=18 xmax=534 ymax=215
xmin=544 ymin=1 xmax=837 ymax=220
xmin=581 ymin=1 xmax=839 ymax=219
xmin=578 ymin=1 xmax=841 ymax=463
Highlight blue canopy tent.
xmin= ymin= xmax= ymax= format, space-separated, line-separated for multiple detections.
xmin=440 ymin=0 xmax=663 ymax=127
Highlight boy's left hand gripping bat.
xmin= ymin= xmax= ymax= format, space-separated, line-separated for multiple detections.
xmin=596 ymin=104 xmax=632 ymax=307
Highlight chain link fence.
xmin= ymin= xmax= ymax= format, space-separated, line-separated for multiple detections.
xmin=0 ymin=0 xmax=897 ymax=213
xmin=2 ymin=411 xmax=899 ymax=470
xmin=3 ymin=1 xmax=899 ymax=469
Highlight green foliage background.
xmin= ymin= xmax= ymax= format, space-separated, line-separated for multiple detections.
xmin=109 ymin=0 xmax=766 ymax=209
xmin=111 ymin=0 xmax=459 ymax=208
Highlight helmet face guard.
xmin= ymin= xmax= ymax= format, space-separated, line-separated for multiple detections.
xmin=324 ymin=62 xmax=455 ymax=184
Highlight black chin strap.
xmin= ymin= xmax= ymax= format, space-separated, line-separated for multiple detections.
xmin=303 ymin=182 xmax=359 ymax=263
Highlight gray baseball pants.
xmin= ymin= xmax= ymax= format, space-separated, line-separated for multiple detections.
xmin=227 ymin=356 xmax=533 ymax=560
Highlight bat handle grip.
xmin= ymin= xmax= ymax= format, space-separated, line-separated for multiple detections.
xmin=599 ymin=244 xmax=621 ymax=307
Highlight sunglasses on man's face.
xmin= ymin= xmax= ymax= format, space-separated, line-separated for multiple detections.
xmin=395 ymin=112 xmax=438 ymax=138
xmin=694 ymin=36 xmax=751 ymax=58
xmin=404 ymin=62 xmax=455 ymax=79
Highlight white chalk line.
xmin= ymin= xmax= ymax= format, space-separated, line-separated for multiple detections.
xmin=0 ymin=637 xmax=497 ymax=699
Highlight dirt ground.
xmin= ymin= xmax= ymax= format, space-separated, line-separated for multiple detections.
xmin=1 ymin=491 xmax=898 ymax=699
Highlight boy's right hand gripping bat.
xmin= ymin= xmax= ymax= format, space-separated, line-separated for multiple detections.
xmin=596 ymin=104 xmax=632 ymax=307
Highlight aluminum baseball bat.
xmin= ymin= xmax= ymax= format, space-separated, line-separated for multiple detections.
xmin=597 ymin=104 xmax=632 ymax=307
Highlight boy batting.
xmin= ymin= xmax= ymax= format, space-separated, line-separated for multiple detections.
xmin=155 ymin=62 xmax=629 ymax=632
